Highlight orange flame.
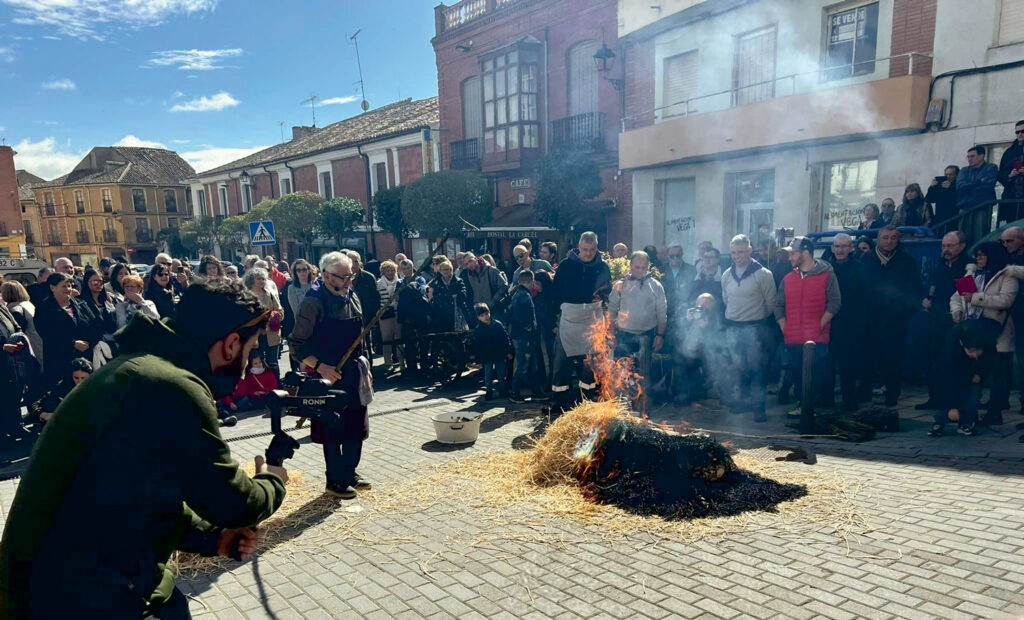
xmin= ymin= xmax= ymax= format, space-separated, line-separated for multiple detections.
xmin=584 ymin=311 xmax=646 ymax=410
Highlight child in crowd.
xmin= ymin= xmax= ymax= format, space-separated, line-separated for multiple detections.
xmin=471 ymin=303 xmax=512 ymax=400
xmin=508 ymin=270 xmax=540 ymax=403
xmin=30 ymin=357 xmax=93 ymax=427
xmin=928 ymin=318 xmax=1000 ymax=437
xmin=216 ymin=352 xmax=279 ymax=427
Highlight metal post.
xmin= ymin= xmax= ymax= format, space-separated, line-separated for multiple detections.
xmin=800 ymin=341 xmax=815 ymax=435
xmin=908 ymin=53 xmax=914 ymax=76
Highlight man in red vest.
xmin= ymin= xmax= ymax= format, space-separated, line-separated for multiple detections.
xmin=774 ymin=236 xmax=842 ymax=419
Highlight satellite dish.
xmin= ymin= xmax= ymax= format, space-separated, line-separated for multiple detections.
xmin=361 ymin=100 xmax=370 ymax=112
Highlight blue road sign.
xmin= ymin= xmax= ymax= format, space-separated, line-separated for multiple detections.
xmin=249 ymin=220 xmax=276 ymax=246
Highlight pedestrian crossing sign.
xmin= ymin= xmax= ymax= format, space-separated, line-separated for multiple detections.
xmin=249 ymin=220 xmax=276 ymax=246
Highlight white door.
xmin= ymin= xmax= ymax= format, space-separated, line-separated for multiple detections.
xmin=663 ymin=178 xmax=696 ymax=251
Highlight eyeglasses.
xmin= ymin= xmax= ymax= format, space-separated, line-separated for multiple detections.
xmin=295 ymin=268 xmax=309 ymax=273
xmin=1001 ymin=239 xmax=1016 ymax=245
xmin=668 ymin=254 xmax=683 ymax=259
xmin=327 ymin=271 xmax=353 ymax=281
xmin=832 ymin=243 xmax=853 ymax=249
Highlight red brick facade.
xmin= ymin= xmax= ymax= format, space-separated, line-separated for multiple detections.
xmin=332 ymin=158 xmax=368 ymax=207
xmin=433 ymin=0 xmax=633 ymax=252
xmin=889 ymin=0 xmax=936 ymax=77
xmin=396 ymin=146 xmax=424 ymax=184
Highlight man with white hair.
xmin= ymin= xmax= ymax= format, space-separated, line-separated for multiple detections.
xmin=289 ymin=251 xmax=370 ymax=499
xmin=53 ymin=257 xmax=74 ymax=275
xmin=550 ymin=231 xmax=611 ymax=414
xmin=827 ymin=232 xmax=872 ymax=412
xmin=721 ymin=234 xmax=776 ymax=422
xmin=346 ymin=250 xmax=380 ymax=360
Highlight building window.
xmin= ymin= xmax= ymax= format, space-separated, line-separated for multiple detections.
xmin=164 ymin=189 xmax=177 ymax=213
xmin=733 ymin=170 xmax=775 ymax=247
xmin=242 ymin=182 xmax=252 ymax=213
xmin=44 ymin=192 xmax=55 ymax=216
xmin=462 ymin=77 xmax=483 ymax=140
xmin=999 ymin=0 xmax=1024 ymax=45
xmin=196 ymin=189 xmax=207 ymax=217
xmin=168 ymin=217 xmax=179 ymax=229
xmin=102 ymin=188 xmax=113 ymax=212
xmin=568 ymin=41 xmax=599 ymax=117
xmin=23 ymin=220 xmax=32 ymax=243
xmin=734 ymin=26 xmax=777 ymax=106
xmin=75 ymin=190 xmax=85 ymax=214
xmin=663 ymin=50 xmax=699 ymax=118
xmin=105 ymin=218 xmax=115 ymax=232
xmin=319 ymin=171 xmax=333 ymax=199
xmin=132 ymin=188 xmax=147 ymax=212
xmin=375 ymin=162 xmax=388 ymax=193
xmin=136 ymin=217 xmax=151 ymax=242
xmin=482 ymin=46 xmax=540 ymax=154
xmin=47 ymin=220 xmax=60 ymax=244
xmin=280 ymin=177 xmax=292 ymax=196
xmin=823 ymin=1 xmax=879 ymax=80
xmin=823 ymin=159 xmax=878 ymax=230
xmin=218 ymin=185 xmax=229 ymax=216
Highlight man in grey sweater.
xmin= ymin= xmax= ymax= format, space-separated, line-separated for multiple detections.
xmin=608 ymin=251 xmax=668 ymax=409
xmin=721 ymin=234 xmax=777 ymax=422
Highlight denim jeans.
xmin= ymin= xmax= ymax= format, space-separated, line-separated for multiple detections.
xmin=512 ymin=339 xmax=533 ymax=394
xmin=933 ymin=382 xmax=982 ymax=427
xmin=482 ymin=361 xmax=505 ymax=394
xmin=323 ymin=440 xmax=363 ymax=487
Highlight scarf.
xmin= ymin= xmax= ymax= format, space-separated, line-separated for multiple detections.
xmin=875 ymin=247 xmax=894 ymax=266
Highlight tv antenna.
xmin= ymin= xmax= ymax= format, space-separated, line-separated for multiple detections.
xmin=279 ymin=121 xmax=285 ymax=143
xmin=300 ymin=94 xmax=318 ymax=127
xmin=350 ymin=29 xmax=369 ymax=112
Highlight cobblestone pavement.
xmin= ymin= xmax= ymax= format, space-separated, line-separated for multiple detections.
xmin=3 ymin=367 xmax=1024 ymax=619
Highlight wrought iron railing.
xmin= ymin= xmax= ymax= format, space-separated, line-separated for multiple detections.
xmin=47 ymin=235 xmax=62 ymax=245
xmin=103 ymin=229 xmax=118 ymax=243
xmin=136 ymin=229 xmax=153 ymax=243
xmin=450 ymin=138 xmax=481 ymax=169
xmin=75 ymin=231 xmax=90 ymax=243
xmin=552 ymin=112 xmax=606 ymax=151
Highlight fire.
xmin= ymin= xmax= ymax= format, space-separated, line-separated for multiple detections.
xmin=584 ymin=311 xmax=646 ymax=410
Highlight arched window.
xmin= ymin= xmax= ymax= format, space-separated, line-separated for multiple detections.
xmin=567 ymin=40 xmax=599 ymax=117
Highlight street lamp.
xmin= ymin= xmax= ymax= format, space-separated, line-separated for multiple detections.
xmin=593 ymin=42 xmax=616 ymax=75
xmin=240 ymin=170 xmax=250 ymax=185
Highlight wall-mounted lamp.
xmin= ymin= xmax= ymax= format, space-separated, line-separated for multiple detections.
xmin=593 ymin=43 xmax=624 ymax=93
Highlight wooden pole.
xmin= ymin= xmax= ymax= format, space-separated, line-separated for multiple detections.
xmin=800 ymin=341 xmax=815 ymax=435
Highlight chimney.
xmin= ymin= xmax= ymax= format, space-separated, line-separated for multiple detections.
xmin=291 ymin=125 xmax=318 ymax=140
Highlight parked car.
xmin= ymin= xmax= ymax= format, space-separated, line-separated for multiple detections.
xmin=131 ymin=263 xmax=151 ymax=277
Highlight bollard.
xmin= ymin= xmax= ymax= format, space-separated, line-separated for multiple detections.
xmin=800 ymin=341 xmax=815 ymax=435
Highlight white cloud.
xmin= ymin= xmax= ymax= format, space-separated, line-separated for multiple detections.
xmin=170 ymin=139 xmax=190 ymax=144
xmin=42 ymin=78 xmax=75 ymax=90
xmin=180 ymin=145 xmax=269 ymax=174
xmin=0 ymin=126 xmax=5 ymax=132
xmin=172 ymin=90 xmax=184 ymax=98
xmin=11 ymin=137 xmax=86 ymax=180
xmin=321 ymin=95 xmax=358 ymax=106
xmin=0 ymin=46 xmax=14 ymax=62
xmin=114 ymin=135 xmax=167 ymax=149
xmin=170 ymin=91 xmax=239 ymax=112
xmin=34 ymin=120 xmax=58 ymax=126
xmin=146 ymin=48 xmax=242 ymax=71
xmin=4 ymin=0 xmax=219 ymax=41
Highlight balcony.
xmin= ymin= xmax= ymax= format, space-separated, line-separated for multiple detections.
xmin=47 ymin=235 xmax=62 ymax=246
xmin=435 ymin=0 xmax=520 ymax=36
xmin=103 ymin=229 xmax=118 ymax=243
xmin=103 ymin=200 xmax=113 ymax=213
xmin=620 ymin=73 xmax=932 ymax=170
xmin=75 ymin=231 xmax=90 ymax=244
xmin=44 ymin=205 xmax=56 ymax=216
xmin=135 ymin=229 xmax=154 ymax=243
xmin=552 ymin=112 xmax=606 ymax=152
xmin=24 ymin=233 xmax=34 ymax=244
xmin=449 ymin=138 xmax=481 ymax=170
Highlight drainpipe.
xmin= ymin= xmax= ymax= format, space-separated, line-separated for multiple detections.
xmin=262 ymin=166 xmax=276 ymax=199
xmin=283 ymin=161 xmax=303 ymax=258
xmin=543 ymin=27 xmax=550 ymax=154
xmin=357 ymin=144 xmax=377 ymax=256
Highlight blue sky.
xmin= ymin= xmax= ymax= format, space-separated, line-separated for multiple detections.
xmin=0 ymin=0 xmax=440 ymax=179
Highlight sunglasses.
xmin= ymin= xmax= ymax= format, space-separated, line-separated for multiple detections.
xmin=1016 ymin=130 xmax=1024 ymax=135
xmin=295 ymin=267 xmax=309 ymax=273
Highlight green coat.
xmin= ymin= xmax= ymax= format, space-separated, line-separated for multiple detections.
xmin=0 ymin=315 xmax=286 ymax=619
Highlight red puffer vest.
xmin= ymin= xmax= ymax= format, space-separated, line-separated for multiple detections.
xmin=782 ymin=270 xmax=831 ymax=344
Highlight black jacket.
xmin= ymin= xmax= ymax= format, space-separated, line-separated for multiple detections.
xmin=998 ymin=140 xmax=1024 ymax=200
xmin=827 ymin=256 xmax=870 ymax=347
xmin=925 ymin=181 xmax=958 ymax=224
xmin=552 ymin=249 xmax=612 ymax=305
xmin=689 ymin=270 xmax=724 ymax=306
xmin=860 ymin=246 xmax=923 ymax=318
xmin=26 ymin=281 xmax=49 ymax=306
xmin=935 ymin=327 xmax=994 ymax=411
xmin=472 ymin=319 xmax=512 ymax=363
xmin=397 ymin=278 xmax=431 ymax=329
xmin=35 ymin=295 xmax=97 ymax=383
xmin=925 ymin=253 xmax=971 ymax=314
xmin=352 ymin=270 xmax=381 ymax=321
xmin=429 ymin=275 xmax=471 ymax=332
xmin=661 ymin=261 xmax=697 ymax=315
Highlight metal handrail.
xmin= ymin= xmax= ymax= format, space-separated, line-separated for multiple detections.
xmin=621 ymin=51 xmax=933 ymax=127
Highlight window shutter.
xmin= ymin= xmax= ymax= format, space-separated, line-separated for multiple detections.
xmin=663 ymin=51 xmax=699 ymax=117
xmin=999 ymin=0 xmax=1024 ymax=45
xmin=568 ymin=41 xmax=599 ymax=117
xmin=462 ymin=77 xmax=483 ymax=139
xmin=735 ymin=27 xmax=776 ymax=106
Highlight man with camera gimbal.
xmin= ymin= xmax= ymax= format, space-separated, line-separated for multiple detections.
xmin=0 ymin=279 xmax=288 ymax=619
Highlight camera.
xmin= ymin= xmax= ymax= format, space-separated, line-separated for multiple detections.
xmin=263 ymin=371 xmax=351 ymax=466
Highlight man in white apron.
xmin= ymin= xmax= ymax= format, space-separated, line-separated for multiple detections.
xmin=550 ymin=231 xmax=612 ymax=414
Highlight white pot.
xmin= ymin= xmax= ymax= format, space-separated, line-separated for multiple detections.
xmin=431 ymin=412 xmax=483 ymax=444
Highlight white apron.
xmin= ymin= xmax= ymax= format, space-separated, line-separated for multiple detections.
xmin=558 ymin=301 xmax=604 ymax=357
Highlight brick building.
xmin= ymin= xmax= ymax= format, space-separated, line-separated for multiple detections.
xmin=617 ymin=0 xmax=1024 ymax=255
xmin=187 ymin=97 xmax=439 ymax=264
xmin=432 ymin=0 xmax=632 ymax=258
xmin=30 ymin=147 xmax=195 ymax=265
xmin=0 ymin=147 xmax=28 ymax=257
